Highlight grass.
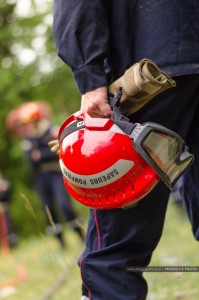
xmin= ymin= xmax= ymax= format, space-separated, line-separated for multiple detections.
xmin=0 ymin=230 xmax=84 ymax=300
xmin=146 ymin=199 xmax=199 ymax=300
xmin=0 ymin=199 xmax=198 ymax=300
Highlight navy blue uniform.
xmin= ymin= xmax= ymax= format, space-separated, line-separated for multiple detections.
xmin=53 ymin=1 xmax=199 ymax=298
xmin=23 ymin=125 xmax=84 ymax=246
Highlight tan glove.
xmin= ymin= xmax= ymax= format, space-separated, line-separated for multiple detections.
xmin=108 ymin=58 xmax=176 ymax=115
xmin=48 ymin=139 xmax=60 ymax=155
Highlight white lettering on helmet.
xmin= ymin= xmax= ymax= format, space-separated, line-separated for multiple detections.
xmin=59 ymin=159 xmax=134 ymax=188
xmin=77 ymin=121 xmax=84 ymax=127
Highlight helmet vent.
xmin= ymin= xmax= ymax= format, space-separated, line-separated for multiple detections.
xmin=79 ymin=196 xmax=88 ymax=204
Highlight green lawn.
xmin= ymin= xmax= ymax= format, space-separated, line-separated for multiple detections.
xmin=146 ymin=199 xmax=199 ymax=300
xmin=0 ymin=200 xmax=198 ymax=300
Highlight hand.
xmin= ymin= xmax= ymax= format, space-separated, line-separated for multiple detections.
xmin=81 ymin=87 xmax=112 ymax=118
xmin=48 ymin=140 xmax=60 ymax=155
xmin=31 ymin=149 xmax=41 ymax=160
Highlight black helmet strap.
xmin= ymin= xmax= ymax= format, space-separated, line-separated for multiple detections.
xmin=109 ymin=88 xmax=136 ymax=135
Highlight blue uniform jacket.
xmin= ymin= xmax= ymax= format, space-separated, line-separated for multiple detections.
xmin=53 ymin=0 xmax=199 ymax=94
xmin=22 ymin=126 xmax=59 ymax=173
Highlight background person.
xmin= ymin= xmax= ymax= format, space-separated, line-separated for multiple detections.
xmin=7 ymin=101 xmax=85 ymax=249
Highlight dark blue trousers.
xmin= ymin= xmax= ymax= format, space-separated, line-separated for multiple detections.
xmin=36 ymin=171 xmax=77 ymax=224
xmin=80 ymin=75 xmax=199 ymax=300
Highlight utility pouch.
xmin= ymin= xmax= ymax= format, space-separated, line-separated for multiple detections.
xmin=108 ymin=58 xmax=176 ymax=116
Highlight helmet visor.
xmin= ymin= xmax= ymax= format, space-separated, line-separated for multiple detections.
xmin=132 ymin=123 xmax=194 ymax=189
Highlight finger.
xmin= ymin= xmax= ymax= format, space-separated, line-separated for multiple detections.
xmin=48 ymin=140 xmax=59 ymax=147
xmin=98 ymin=102 xmax=112 ymax=118
xmin=51 ymin=145 xmax=60 ymax=155
xmin=48 ymin=140 xmax=60 ymax=155
xmin=81 ymin=102 xmax=103 ymax=118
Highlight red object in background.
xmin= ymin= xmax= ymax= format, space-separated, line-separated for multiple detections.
xmin=0 ymin=203 xmax=10 ymax=256
xmin=6 ymin=100 xmax=52 ymax=138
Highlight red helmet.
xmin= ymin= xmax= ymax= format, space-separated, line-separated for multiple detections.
xmin=16 ymin=101 xmax=52 ymax=124
xmin=58 ymin=111 xmax=160 ymax=209
xmin=6 ymin=101 xmax=52 ymax=137
xmin=6 ymin=107 xmax=21 ymax=137
xmin=58 ymin=90 xmax=194 ymax=209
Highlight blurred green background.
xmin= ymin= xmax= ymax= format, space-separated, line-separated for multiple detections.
xmin=0 ymin=0 xmax=84 ymax=237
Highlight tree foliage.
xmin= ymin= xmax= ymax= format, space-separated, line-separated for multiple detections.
xmin=0 ymin=0 xmax=81 ymax=236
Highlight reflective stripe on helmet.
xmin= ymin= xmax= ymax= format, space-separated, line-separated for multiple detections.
xmin=59 ymin=159 xmax=134 ymax=188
